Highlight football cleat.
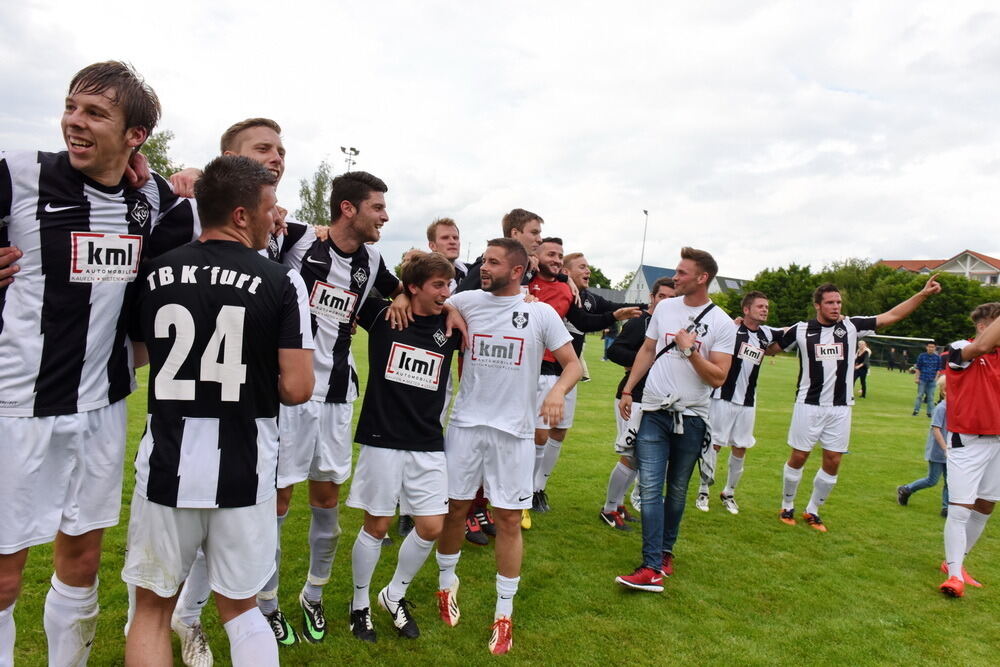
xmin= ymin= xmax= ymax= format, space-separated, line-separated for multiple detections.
xmin=349 ymin=606 xmax=377 ymax=643
xmin=489 ymin=616 xmax=514 ymax=655
xmin=940 ymin=576 xmax=965 ymax=598
xmin=617 ymin=504 xmax=639 ymax=523
xmin=720 ymin=493 xmax=739 ymax=515
xmin=532 ymin=489 xmax=551 ymax=513
xmin=940 ymin=561 xmax=983 ymax=588
xmin=778 ymin=508 xmax=796 ymax=526
xmin=298 ymin=590 xmax=327 ymax=643
xmin=896 ymin=485 xmax=911 ymax=506
xmin=615 ymin=566 xmax=664 ymax=592
xmin=436 ymin=578 xmax=460 ymax=627
xmin=474 ymin=506 xmax=496 ymax=537
xmin=377 ymin=587 xmax=419 ymax=639
xmin=170 ymin=616 xmax=214 ymax=667
xmin=521 ymin=509 xmax=532 ymax=530
xmin=695 ymin=492 xmax=709 ymax=512
xmin=599 ymin=509 xmax=632 ymax=531
xmin=802 ymin=512 xmax=827 ymax=532
xmin=263 ymin=609 xmax=298 ymax=646
xmin=465 ymin=516 xmax=489 ymax=546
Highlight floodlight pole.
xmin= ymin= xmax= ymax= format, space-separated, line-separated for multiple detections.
xmin=340 ymin=146 xmax=359 ymax=172
xmin=639 ymin=209 xmax=649 ymax=268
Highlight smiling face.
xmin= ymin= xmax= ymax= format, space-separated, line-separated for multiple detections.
xmin=428 ymin=224 xmax=461 ymax=261
xmin=564 ymin=255 xmax=590 ymax=289
xmin=227 ymin=125 xmax=285 ymax=184
xmin=61 ymin=87 xmax=146 ymax=186
xmin=535 ymin=241 xmax=563 ymax=279
xmin=409 ymin=272 xmax=452 ymax=316
xmin=347 ymin=191 xmax=388 ymax=243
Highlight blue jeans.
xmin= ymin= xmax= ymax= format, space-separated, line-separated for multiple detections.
xmin=905 ymin=461 xmax=949 ymax=508
xmin=913 ymin=379 xmax=936 ymax=415
xmin=635 ymin=410 xmax=706 ymax=570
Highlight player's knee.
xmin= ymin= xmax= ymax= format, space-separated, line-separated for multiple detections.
xmin=0 ymin=573 xmax=22 ymax=610
xmin=493 ymin=509 xmax=521 ymax=533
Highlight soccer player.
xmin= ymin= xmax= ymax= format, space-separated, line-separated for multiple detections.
xmin=939 ymin=302 xmax=1000 ymax=598
xmin=912 ymin=341 xmax=943 ymax=417
xmin=122 ymin=155 xmax=314 ymax=666
xmin=456 ymin=208 xmax=543 ymax=292
xmin=776 ymin=277 xmax=941 ymax=532
xmin=600 ymin=277 xmax=675 ymax=529
xmin=529 ymin=240 xmax=640 ymax=516
xmin=0 ymin=61 xmax=189 ymax=664
xmin=346 ymin=253 xmax=460 ymax=641
xmin=426 ymin=217 xmax=468 ymax=289
xmin=263 ymin=170 xmax=404 ymax=645
xmin=694 ymin=291 xmax=782 ymax=514
xmin=615 ymin=248 xmax=736 ymax=591
xmin=435 ymin=238 xmax=581 ymax=654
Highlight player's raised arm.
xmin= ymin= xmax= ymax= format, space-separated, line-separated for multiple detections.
xmin=875 ymin=274 xmax=942 ymax=329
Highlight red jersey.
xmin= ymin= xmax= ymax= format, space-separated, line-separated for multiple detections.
xmin=945 ymin=340 xmax=1000 ymax=435
xmin=528 ymin=276 xmax=572 ymax=363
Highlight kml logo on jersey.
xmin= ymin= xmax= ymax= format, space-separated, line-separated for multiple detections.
xmin=309 ymin=281 xmax=357 ymax=323
xmin=127 ymin=199 xmax=150 ymax=227
xmin=737 ymin=341 xmax=765 ymax=365
xmin=472 ymin=333 xmax=525 ymax=368
xmin=512 ymin=312 xmax=529 ymax=329
xmin=385 ymin=343 xmax=444 ymax=390
xmin=70 ymin=232 xmax=142 ymax=282
xmin=815 ymin=342 xmax=844 ymax=360
xmin=353 ymin=267 xmax=369 ymax=286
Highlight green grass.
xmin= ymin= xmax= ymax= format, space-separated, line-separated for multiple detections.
xmin=13 ymin=335 xmax=1000 ymax=665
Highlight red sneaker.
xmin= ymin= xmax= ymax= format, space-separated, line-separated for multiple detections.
xmin=661 ymin=552 xmax=674 ymax=577
xmin=436 ymin=578 xmax=460 ymax=627
xmin=940 ymin=561 xmax=983 ymax=588
xmin=489 ymin=616 xmax=513 ymax=655
xmin=615 ymin=566 xmax=664 ymax=592
xmin=940 ymin=576 xmax=965 ymax=598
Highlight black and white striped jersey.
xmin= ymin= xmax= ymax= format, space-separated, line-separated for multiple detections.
xmin=297 ymin=238 xmax=399 ymax=403
xmin=777 ymin=317 xmax=877 ymax=407
xmin=147 ymin=197 xmax=315 ymax=269
xmin=0 ymin=150 xmax=185 ymax=417
xmin=711 ymin=324 xmax=781 ymax=407
xmin=132 ymin=240 xmax=313 ymax=508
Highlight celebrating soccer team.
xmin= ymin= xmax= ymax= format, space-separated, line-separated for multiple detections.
xmin=1 ymin=61 xmax=998 ymax=666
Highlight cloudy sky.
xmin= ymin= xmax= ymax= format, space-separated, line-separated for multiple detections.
xmin=3 ymin=1 xmax=999 ymax=283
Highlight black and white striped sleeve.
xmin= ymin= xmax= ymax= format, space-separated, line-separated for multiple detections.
xmin=280 ymin=269 xmax=314 ymax=350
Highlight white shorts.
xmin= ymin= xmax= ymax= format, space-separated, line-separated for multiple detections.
xmin=787 ymin=403 xmax=852 ymax=453
xmin=122 ymin=492 xmax=277 ymax=599
xmin=946 ymin=435 xmax=1000 ymax=504
xmin=0 ymin=400 xmax=126 ymax=554
xmin=710 ymin=399 xmax=757 ymax=449
xmin=277 ymin=401 xmax=353 ymax=487
xmin=534 ymin=375 xmax=577 ymax=429
xmin=347 ymin=447 xmax=448 ymax=516
xmin=444 ymin=424 xmax=534 ymax=510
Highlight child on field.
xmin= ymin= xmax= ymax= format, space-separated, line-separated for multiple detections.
xmin=897 ymin=376 xmax=949 ymax=516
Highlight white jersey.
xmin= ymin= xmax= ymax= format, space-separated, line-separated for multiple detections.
xmin=777 ymin=316 xmax=877 ymax=407
xmin=643 ymin=297 xmax=737 ymax=416
xmin=0 ymin=150 xmax=185 ymax=417
xmin=447 ymin=290 xmax=571 ymax=438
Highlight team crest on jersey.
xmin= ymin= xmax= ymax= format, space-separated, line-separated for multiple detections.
xmin=472 ymin=333 xmax=525 ymax=368
xmin=433 ymin=329 xmax=448 ymax=347
xmin=353 ymin=267 xmax=369 ymax=286
xmin=584 ymin=300 xmax=592 ymax=310
xmin=385 ymin=343 xmax=444 ymax=390
xmin=127 ymin=199 xmax=150 ymax=227
xmin=512 ymin=311 xmax=529 ymax=329
xmin=69 ymin=232 xmax=142 ymax=282
xmin=834 ymin=326 xmax=847 ymax=339
xmin=309 ymin=281 xmax=358 ymax=323
xmin=266 ymin=235 xmax=280 ymax=259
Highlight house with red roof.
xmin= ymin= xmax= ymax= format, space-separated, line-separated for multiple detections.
xmin=879 ymin=250 xmax=1000 ymax=286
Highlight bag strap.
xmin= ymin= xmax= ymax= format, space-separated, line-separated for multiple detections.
xmin=653 ymin=302 xmax=717 ymax=363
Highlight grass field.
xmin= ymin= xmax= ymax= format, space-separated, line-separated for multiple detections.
xmin=12 ymin=334 xmax=1000 ymax=665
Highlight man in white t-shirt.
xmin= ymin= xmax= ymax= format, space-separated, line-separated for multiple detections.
xmin=614 ymin=248 xmax=736 ymax=592
xmin=434 ymin=237 xmax=582 ymax=654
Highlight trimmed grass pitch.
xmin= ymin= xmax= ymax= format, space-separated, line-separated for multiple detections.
xmin=12 ymin=334 xmax=1000 ymax=665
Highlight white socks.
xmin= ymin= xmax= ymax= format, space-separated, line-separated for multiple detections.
xmin=806 ymin=470 xmax=837 ymax=516
xmin=534 ymin=438 xmax=562 ymax=491
xmin=965 ymin=509 xmax=990 ymax=553
xmin=351 ymin=529 xmax=383 ymax=610
xmin=0 ymin=603 xmax=14 ymax=667
xmin=605 ymin=461 xmax=637 ymax=513
xmin=174 ymin=548 xmax=211 ymax=626
xmin=257 ymin=511 xmax=288 ymax=615
xmin=945 ymin=506 xmax=971 ymax=578
xmin=306 ymin=505 xmax=341 ymax=601
xmin=224 ymin=607 xmax=278 ymax=666
xmin=495 ymin=574 xmax=520 ymax=620
xmin=782 ymin=463 xmax=803 ymax=511
xmin=43 ymin=575 xmax=99 ymax=667
xmin=386 ymin=531 xmax=435 ymax=603
xmin=724 ymin=453 xmax=745 ymax=495
xmin=436 ymin=551 xmax=461 ymax=590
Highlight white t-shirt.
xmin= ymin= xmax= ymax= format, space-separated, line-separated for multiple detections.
xmin=643 ymin=297 xmax=737 ymax=416
xmin=447 ymin=290 xmax=572 ymax=438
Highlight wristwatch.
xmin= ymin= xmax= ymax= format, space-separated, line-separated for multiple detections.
xmin=680 ymin=346 xmax=693 ymax=358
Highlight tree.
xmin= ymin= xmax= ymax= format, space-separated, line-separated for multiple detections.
xmin=140 ymin=130 xmax=182 ymax=177
xmin=588 ymin=265 xmax=611 ymax=288
xmin=614 ymin=270 xmax=636 ymax=291
xmin=295 ymin=161 xmax=333 ymax=226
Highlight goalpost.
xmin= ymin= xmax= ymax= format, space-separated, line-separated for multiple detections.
xmin=865 ymin=334 xmax=935 ymax=370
